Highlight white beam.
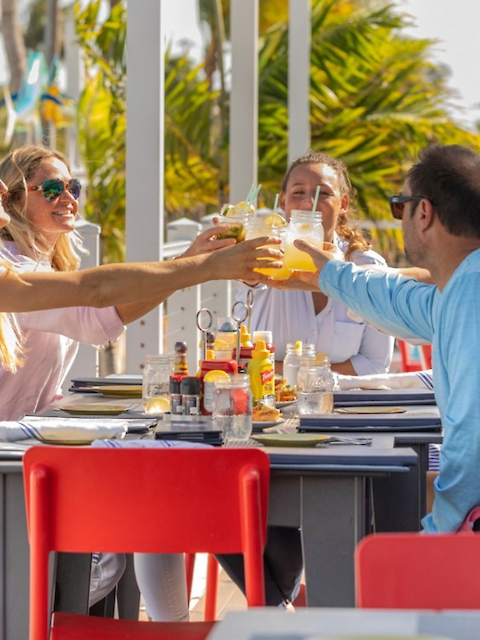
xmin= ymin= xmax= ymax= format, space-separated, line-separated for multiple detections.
xmin=229 ymin=0 xmax=259 ymax=204
xmin=125 ymin=1 xmax=165 ymax=373
xmin=288 ymin=0 xmax=311 ymax=163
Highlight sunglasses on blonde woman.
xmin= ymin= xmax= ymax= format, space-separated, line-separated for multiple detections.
xmin=27 ymin=178 xmax=82 ymax=202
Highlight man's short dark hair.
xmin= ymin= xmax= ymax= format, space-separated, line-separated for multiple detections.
xmin=407 ymin=144 xmax=480 ymax=238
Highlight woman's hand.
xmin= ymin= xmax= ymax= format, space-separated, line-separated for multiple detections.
xmin=179 ymin=225 xmax=236 ymax=258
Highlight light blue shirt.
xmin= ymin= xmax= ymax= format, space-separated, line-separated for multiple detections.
xmin=319 ymin=249 xmax=480 ymax=532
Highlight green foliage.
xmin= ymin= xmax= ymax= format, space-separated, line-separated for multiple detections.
xmin=75 ymin=0 xmax=221 ymax=260
xmin=256 ymin=0 xmax=480 ymax=258
xmin=75 ymin=0 xmax=480 ymax=264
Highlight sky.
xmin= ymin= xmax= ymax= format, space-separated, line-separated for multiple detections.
xmin=1 ymin=1 xmax=479 ymax=129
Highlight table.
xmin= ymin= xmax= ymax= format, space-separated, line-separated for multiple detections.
xmin=206 ymin=608 xmax=480 ymax=640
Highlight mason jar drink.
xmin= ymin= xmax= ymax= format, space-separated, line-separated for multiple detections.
xmin=142 ymin=354 xmax=175 ymax=414
xmin=296 ymin=354 xmax=334 ymax=415
xmin=245 ymin=213 xmax=287 ymax=277
xmin=283 ymin=210 xmax=324 ymax=271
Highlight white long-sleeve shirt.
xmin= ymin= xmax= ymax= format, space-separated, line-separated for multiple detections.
xmin=235 ymin=240 xmax=394 ymax=374
xmin=0 ymin=243 xmax=125 ymax=420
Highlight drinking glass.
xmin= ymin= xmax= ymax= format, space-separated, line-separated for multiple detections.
xmin=213 ymin=375 xmax=253 ymax=444
xmin=142 ymin=354 xmax=174 ymax=414
xmin=283 ymin=210 xmax=324 ymax=271
xmin=296 ymin=356 xmax=334 ymax=415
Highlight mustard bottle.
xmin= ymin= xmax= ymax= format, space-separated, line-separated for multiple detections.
xmin=247 ymin=339 xmax=275 ymax=407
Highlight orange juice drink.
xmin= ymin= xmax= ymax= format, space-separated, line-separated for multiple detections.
xmin=245 ymin=213 xmax=287 ymax=276
xmin=283 ymin=210 xmax=324 ymax=272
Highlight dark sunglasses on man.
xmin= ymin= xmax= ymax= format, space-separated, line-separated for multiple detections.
xmin=388 ymin=194 xmax=435 ymax=220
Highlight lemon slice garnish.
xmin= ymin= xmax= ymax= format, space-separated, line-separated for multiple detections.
xmin=265 ymin=213 xmax=287 ymax=226
xmin=294 ymin=340 xmax=303 ymax=356
xmin=235 ymin=201 xmax=255 ymax=214
xmin=145 ymin=396 xmax=171 ymax=414
xmin=204 ymin=370 xmax=232 ymax=383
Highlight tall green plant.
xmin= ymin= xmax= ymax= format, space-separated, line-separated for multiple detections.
xmin=75 ymin=0 xmax=480 ymax=263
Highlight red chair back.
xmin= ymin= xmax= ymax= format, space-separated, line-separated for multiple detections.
xmin=356 ymin=532 xmax=480 ymax=609
xmin=24 ymin=447 xmax=270 ymax=640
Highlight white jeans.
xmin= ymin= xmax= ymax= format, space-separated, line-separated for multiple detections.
xmin=89 ymin=552 xmax=189 ymax=622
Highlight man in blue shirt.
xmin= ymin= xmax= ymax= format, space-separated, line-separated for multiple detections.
xmin=295 ymin=143 xmax=480 ymax=533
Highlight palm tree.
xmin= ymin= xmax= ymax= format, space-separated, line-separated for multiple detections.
xmin=74 ymin=0 xmax=480 ymax=264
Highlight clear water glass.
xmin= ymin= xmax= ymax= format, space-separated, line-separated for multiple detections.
xmin=213 ymin=375 xmax=253 ymax=445
xmin=296 ymin=355 xmax=334 ymax=415
xmin=142 ymin=354 xmax=174 ymax=414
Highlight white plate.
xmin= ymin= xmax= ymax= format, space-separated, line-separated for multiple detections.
xmin=276 ymin=400 xmax=296 ymax=408
xmin=252 ymin=418 xmax=284 ymax=430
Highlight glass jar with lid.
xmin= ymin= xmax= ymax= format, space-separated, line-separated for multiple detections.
xmin=283 ymin=210 xmax=324 ymax=271
xmin=282 ymin=341 xmax=315 ymax=389
xmin=142 ymin=354 xmax=174 ymax=414
xmin=296 ymin=354 xmax=334 ymax=415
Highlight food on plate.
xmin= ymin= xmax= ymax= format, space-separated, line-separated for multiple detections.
xmin=252 ymin=402 xmax=282 ymax=422
xmin=274 ymin=375 xmax=297 ymax=402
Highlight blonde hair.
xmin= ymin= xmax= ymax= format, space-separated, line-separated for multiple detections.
xmin=0 ymin=145 xmax=82 ymax=272
xmin=281 ymin=150 xmax=370 ymax=260
xmin=0 ymin=259 xmax=24 ymax=372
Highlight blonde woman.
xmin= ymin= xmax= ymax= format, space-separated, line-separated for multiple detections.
xmin=0 ymin=147 xmax=282 ymax=619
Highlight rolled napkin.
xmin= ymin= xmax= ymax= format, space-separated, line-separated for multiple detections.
xmin=0 ymin=418 xmax=128 ymax=443
xmin=337 ymin=370 xmax=434 ymax=391
xmin=91 ymin=439 xmax=211 ymax=449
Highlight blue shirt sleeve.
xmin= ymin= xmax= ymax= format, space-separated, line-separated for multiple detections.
xmin=319 ymin=260 xmax=435 ymax=343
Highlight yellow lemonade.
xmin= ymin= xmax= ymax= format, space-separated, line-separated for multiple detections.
xmin=283 ymin=210 xmax=324 ymax=271
xmin=283 ymin=242 xmax=320 ymax=271
xmin=272 ymin=263 xmax=293 ymax=280
xmin=245 ymin=213 xmax=287 ymax=276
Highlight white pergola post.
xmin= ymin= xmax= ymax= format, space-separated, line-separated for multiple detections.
xmin=125 ymin=1 xmax=165 ymax=373
xmin=64 ymin=6 xmax=82 ymax=171
xmin=288 ymin=0 xmax=311 ymax=163
xmin=229 ymin=0 xmax=259 ymax=204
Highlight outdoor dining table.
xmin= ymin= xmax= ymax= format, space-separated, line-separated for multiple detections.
xmin=0 ymin=393 xmax=423 ymax=640
xmin=205 ymin=608 xmax=480 ymax=640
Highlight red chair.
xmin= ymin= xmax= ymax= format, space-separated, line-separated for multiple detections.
xmin=24 ymin=447 xmax=269 ymax=640
xmin=356 ymin=532 xmax=480 ymax=609
xmin=420 ymin=344 xmax=432 ymax=369
xmin=185 ymin=553 xmax=219 ymax=621
xmin=397 ymin=340 xmax=433 ymax=372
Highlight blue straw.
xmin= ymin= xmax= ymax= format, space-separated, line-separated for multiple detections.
xmin=312 ymin=185 xmax=321 ymax=213
xmin=273 ymin=193 xmax=279 ymax=213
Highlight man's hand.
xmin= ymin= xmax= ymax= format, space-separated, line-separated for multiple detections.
xmin=269 ymin=241 xmax=342 ymax=290
xmin=294 ymin=239 xmax=340 ymax=271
